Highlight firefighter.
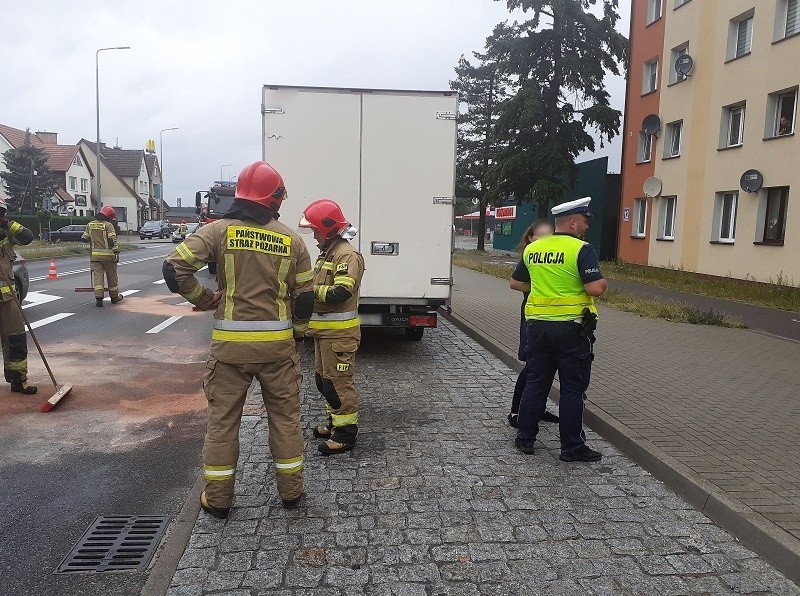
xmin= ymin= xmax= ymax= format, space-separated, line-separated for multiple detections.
xmin=163 ymin=161 xmax=314 ymax=518
xmin=298 ymin=199 xmax=364 ymax=455
xmin=82 ymin=205 xmax=121 ymax=307
xmin=178 ymin=220 xmax=188 ymax=239
xmin=0 ymin=195 xmax=37 ymax=394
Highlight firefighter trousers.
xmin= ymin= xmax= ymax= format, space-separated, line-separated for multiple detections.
xmin=0 ymin=299 xmax=28 ymax=384
xmin=202 ymin=353 xmax=304 ymax=508
xmin=314 ymin=336 xmax=360 ymax=445
xmin=91 ymin=260 xmax=119 ymax=300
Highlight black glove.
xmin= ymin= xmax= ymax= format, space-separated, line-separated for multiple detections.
xmin=579 ymin=308 xmax=598 ymax=340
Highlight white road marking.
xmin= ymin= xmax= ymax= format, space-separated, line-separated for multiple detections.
xmin=30 ymin=253 xmax=171 ymax=282
xmin=153 ymin=279 xmax=166 ymax=284
xmin=103 ymin=289 xmax=140 ymax=302
xmin=792 ymin=319 xmax=800 ymax=323
xmin=177 ymin=301 xmax=191 ymax=306
xmin=22 ymin=291 xmax=63 ymax=310
xmin=146 ymin=316 xmax=183 ymax=334
xmin=30 ymin=313 xmax=74 ymax=329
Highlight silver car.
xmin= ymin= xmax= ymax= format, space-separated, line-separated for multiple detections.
xmin=13 ymin=252 xmax=28 ymax=300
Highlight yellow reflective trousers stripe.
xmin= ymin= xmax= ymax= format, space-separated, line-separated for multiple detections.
xmin=203 ymin=465 xmax=235 ymax=481
xmin=331 ymin=412 xmax=359 ymax=427
xmin=274 ymin=456 xmax=303 ymax=474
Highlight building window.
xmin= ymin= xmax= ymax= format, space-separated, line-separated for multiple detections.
xmin=664 ymin=121 xmax=682 ymax=158
xmin=728 ymin=10 xmax=754 ymax=60
xmin=776 ymin=0 xmax=799 ymax=40
xmin=758 ymin=187 xmax=789 ymax=244
xmin=632 ymin=199 xmax=648 ymax=238
xmin=642 ymin=59 xmax=659 ymax=94
xmin=669 ymin=43 xmax=690 ymax=84
xmin=79 ymin=210 xmax=84 ymax=217
xmin=637 ymin=132 xmax=653 ymax=163
xmin=647 ymin=0 xmax=663 ymax=24
xmin=80 ymin=178 xmax=88 ymax=192
xmin=115 ymin=206 xmax=128 ymax=223
xmin=657 ymin=196 xmax=676 ymax=240
xmin=712 ymin=192 xmax=738 ymax=242
xmin=73 ymin=155 xmax=83 ymax=167
xmin=721 ymin=104 xmax=746 ymax=147
xmin=766 ymin=88 xmax=797 ymax=137
xmin=69 ymin=176 xmax=77 ymax=190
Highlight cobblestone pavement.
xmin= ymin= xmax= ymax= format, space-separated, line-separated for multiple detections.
xmin=167 ymin=321 xmax=799 ymax=595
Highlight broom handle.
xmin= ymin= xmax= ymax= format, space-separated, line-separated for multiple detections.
xmin=12 ymin=293 xmax=59 ymax=391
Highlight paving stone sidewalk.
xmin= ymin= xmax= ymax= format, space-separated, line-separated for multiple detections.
xmin=167 ymin=321 xmax=798 ymax=595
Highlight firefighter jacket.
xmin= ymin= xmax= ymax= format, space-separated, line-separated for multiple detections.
xmin=163 ymin=217 xmax=314 ymax=363
xmin=81 ymin=219 xmax=118 ymax=262
xmin=0 ymin=220 xmax=33 ymax=302
xmin=307 ymin=237 xmax=364 ymax=339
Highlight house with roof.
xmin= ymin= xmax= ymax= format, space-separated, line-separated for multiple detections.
xmin=79 ymin=140 xmax=152 ymax=233
xmin=0 ymin=125 xmax=94 ymax=215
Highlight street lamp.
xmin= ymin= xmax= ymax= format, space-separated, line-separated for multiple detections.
xmin=159 ymin=127 xmax=179 ymax=222
xmin=95 ymin=46 xmax=130 ymax=215
xmin=220 ymin=164 xmax=231 ymax=182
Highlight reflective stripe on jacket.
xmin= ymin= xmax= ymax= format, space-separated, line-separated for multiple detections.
xmin=307 ymin=238 xmax=364 ymax=339
xmin=82 ymin=220 xmax=118 ymax=261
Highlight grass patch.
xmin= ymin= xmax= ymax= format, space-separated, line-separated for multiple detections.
xmin=17 ymin=241 xmax=140 ymax=260
xmin=602 ymin=261 xmax=800 ymax=313
xmin=453 ymin=250 xmax=747 ymax=328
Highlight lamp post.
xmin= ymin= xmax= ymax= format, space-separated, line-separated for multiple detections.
xmin=159 ymin=127 xmax=179 ymax=222
xmin=220 ymin=164 xmax=231 ymax=182
xmin=95 ymin=46 xmax=130 ymax=215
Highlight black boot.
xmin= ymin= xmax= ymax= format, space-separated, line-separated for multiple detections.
xmin=11 ymin=382 xmax=37 ymax=395
xmin=200 ymin=491 xmax=230 ymax=519
xmin=96 ymin=298 xmax=103 ymax=307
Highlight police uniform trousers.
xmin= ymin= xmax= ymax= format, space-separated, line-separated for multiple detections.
xmin=91 ymin=260 xmax=120 ymax=300
xmin=314 ymin=336 xmax=359 ymax=445
xmin=517 ymin=319 xmax=594 ymax=454
xmin=202 ymin=352 xmax=304 ymax=508
xmin=0 ymin=299 xmax=28 ymax=384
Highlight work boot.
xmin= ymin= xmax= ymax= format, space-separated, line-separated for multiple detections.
xmin=318 ymin=439 xmax=355 ymax=456
xmin=111 ymin=295 xmax=124 ymax=304
xmin=200 ymin=491 xmax=230 ymax=519
xmin=514 ymin=438 xmax=536 ymax=455
xmin=281 ymin=493 xmax=305 ymax=509
xmin=11 ymin=382 xmax=37 ymax=395
xmin=96 ymin=298 xmax=103 ymax=307
xmin=541 ymin=410 xmax=560 ymax=423
xmin=559 ymin=445 xmax=602 ymax=463
xmin=312 ymin=425 xmax=331 ymax=439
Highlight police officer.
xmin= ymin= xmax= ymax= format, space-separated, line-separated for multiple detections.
xmin=298 ymin=199 xmax=364 ymax=455
xmin=163 ymin=161 xmax=315 ymax=517
xmin=510 ymin=197 xmax=607 ymax=462
xmin=0 ymin=195 xmax=37 ymax=394
xmin=82 ymin=205 xmax=122 ymax=307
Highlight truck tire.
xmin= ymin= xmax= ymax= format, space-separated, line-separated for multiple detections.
xmin=404 ymin=327 xmax=424 ymax=341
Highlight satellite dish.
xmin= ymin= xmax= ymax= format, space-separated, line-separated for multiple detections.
xmin=642 ymin=114 xmax=662 ymax=136
xmin=740 ymin=169 xmax=764 ymax=193
xmin=643 ymin=177 xmax=663 ymax=198
xmin=675 ymin=54 xmax=694 ymax=76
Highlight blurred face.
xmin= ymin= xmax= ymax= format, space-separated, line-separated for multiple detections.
xmin=527 ymin=223 xmax=554 ymax=243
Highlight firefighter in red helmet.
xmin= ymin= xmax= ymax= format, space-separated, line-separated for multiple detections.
xmin=82 ymin=205 xmax=122 ymax=307
xmin=0 ymin=194 xmax=37 ymax=394
xmin=298 ymin=199 xmax=364 ymax=455
xmin=163 ymin=161 xmax=314 ymax=517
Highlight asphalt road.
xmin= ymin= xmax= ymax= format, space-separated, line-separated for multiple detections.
xmin=0 ymin=241 xmax=213 ymax=596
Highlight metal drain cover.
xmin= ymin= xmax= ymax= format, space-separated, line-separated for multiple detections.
xmin=57 ymin=515 xmax=169 ymax=573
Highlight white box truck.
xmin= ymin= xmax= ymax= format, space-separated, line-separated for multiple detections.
xmin=262 ymin=85 xmax=457 ymax=340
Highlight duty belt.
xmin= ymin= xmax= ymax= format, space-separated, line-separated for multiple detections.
xmin=213 ymin=319 xmax=292 ymax=331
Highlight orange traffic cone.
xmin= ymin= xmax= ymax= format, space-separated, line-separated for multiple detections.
xmin=47 ymin=258 xmax=58 ymax=280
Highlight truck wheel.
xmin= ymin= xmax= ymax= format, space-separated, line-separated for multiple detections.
xmin=207 ymin=261 xmax=217 ymax=275
xmin=404 ymin=327 xmax=424 ymax=341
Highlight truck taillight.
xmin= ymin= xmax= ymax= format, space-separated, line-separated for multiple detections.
xmin=409 ymin=315 xmax=437 ymax=328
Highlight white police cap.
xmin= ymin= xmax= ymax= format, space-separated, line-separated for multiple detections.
xmin=551 ymin=197 xmax=592 ymax=217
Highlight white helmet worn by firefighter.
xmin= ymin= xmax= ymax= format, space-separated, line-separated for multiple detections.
xmin=298 ymin=199 xmax=357 ymax=240
xmin=234 ymin=161 xmax=287 ymax=212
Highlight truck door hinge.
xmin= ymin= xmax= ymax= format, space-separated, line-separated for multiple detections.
xmin=262 ymin=107 xmax=285 ymax=114
xmin=433 ymin=196 xmax=453 ymax=205
xmin=431 ymin=277 xmax=454 ymax=286
xmin=436 ymin=111 xmax=457 ymax=120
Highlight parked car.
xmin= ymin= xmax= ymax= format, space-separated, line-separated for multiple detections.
xmin=13 ymin=252 xmax=28 ymax=301
xmin=171 ymin=222 xmax=200 ymax=243
xmin=139 ymin=220 xmax=172 ymax=240
xmin=48 ymin=224 xmax=87 ymax=242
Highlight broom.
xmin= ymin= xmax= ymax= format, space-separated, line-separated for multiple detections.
xmin=10 ymin=292 xmax=73 ymax=412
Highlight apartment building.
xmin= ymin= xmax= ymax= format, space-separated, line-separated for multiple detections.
xmin=619 ymin=0 xmax=800 ymax=284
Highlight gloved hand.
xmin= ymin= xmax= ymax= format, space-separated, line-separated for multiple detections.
xmin=115 ymin=253 xmax=120 ymax=263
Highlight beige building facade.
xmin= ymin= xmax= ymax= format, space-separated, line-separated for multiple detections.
xmin=621 ymin=0 xmax=800 ymax=285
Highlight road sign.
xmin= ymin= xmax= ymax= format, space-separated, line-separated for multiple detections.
xmin=66 ymin=205 xmax=75 ymax=213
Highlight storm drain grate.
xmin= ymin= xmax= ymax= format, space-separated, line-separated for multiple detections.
xmin=56 ymin=515 xmax=169 ymax=573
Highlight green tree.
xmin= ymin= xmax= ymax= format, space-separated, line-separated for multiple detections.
xmin=450 ymin=47 xmax=511 ymax=251
xmin=489 ymin=0 xmax=628 ymax=212
xmin=1 ymin=130 xmax=58 ymax=214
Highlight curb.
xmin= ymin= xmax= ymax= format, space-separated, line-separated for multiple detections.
xmin=443 ymin=309 xmax=800 ymax=586
xmin=140 ymin=473 xmax=204 ymax=596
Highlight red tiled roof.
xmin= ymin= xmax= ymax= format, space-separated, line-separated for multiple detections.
xmin=0 ymin=123 xmax=80 ymax=173
xmin=55 ymin=188 xmax=74 ymax=203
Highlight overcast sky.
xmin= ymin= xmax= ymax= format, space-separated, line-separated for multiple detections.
xmin=4 ymin=1 xmax=629 ymax=208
